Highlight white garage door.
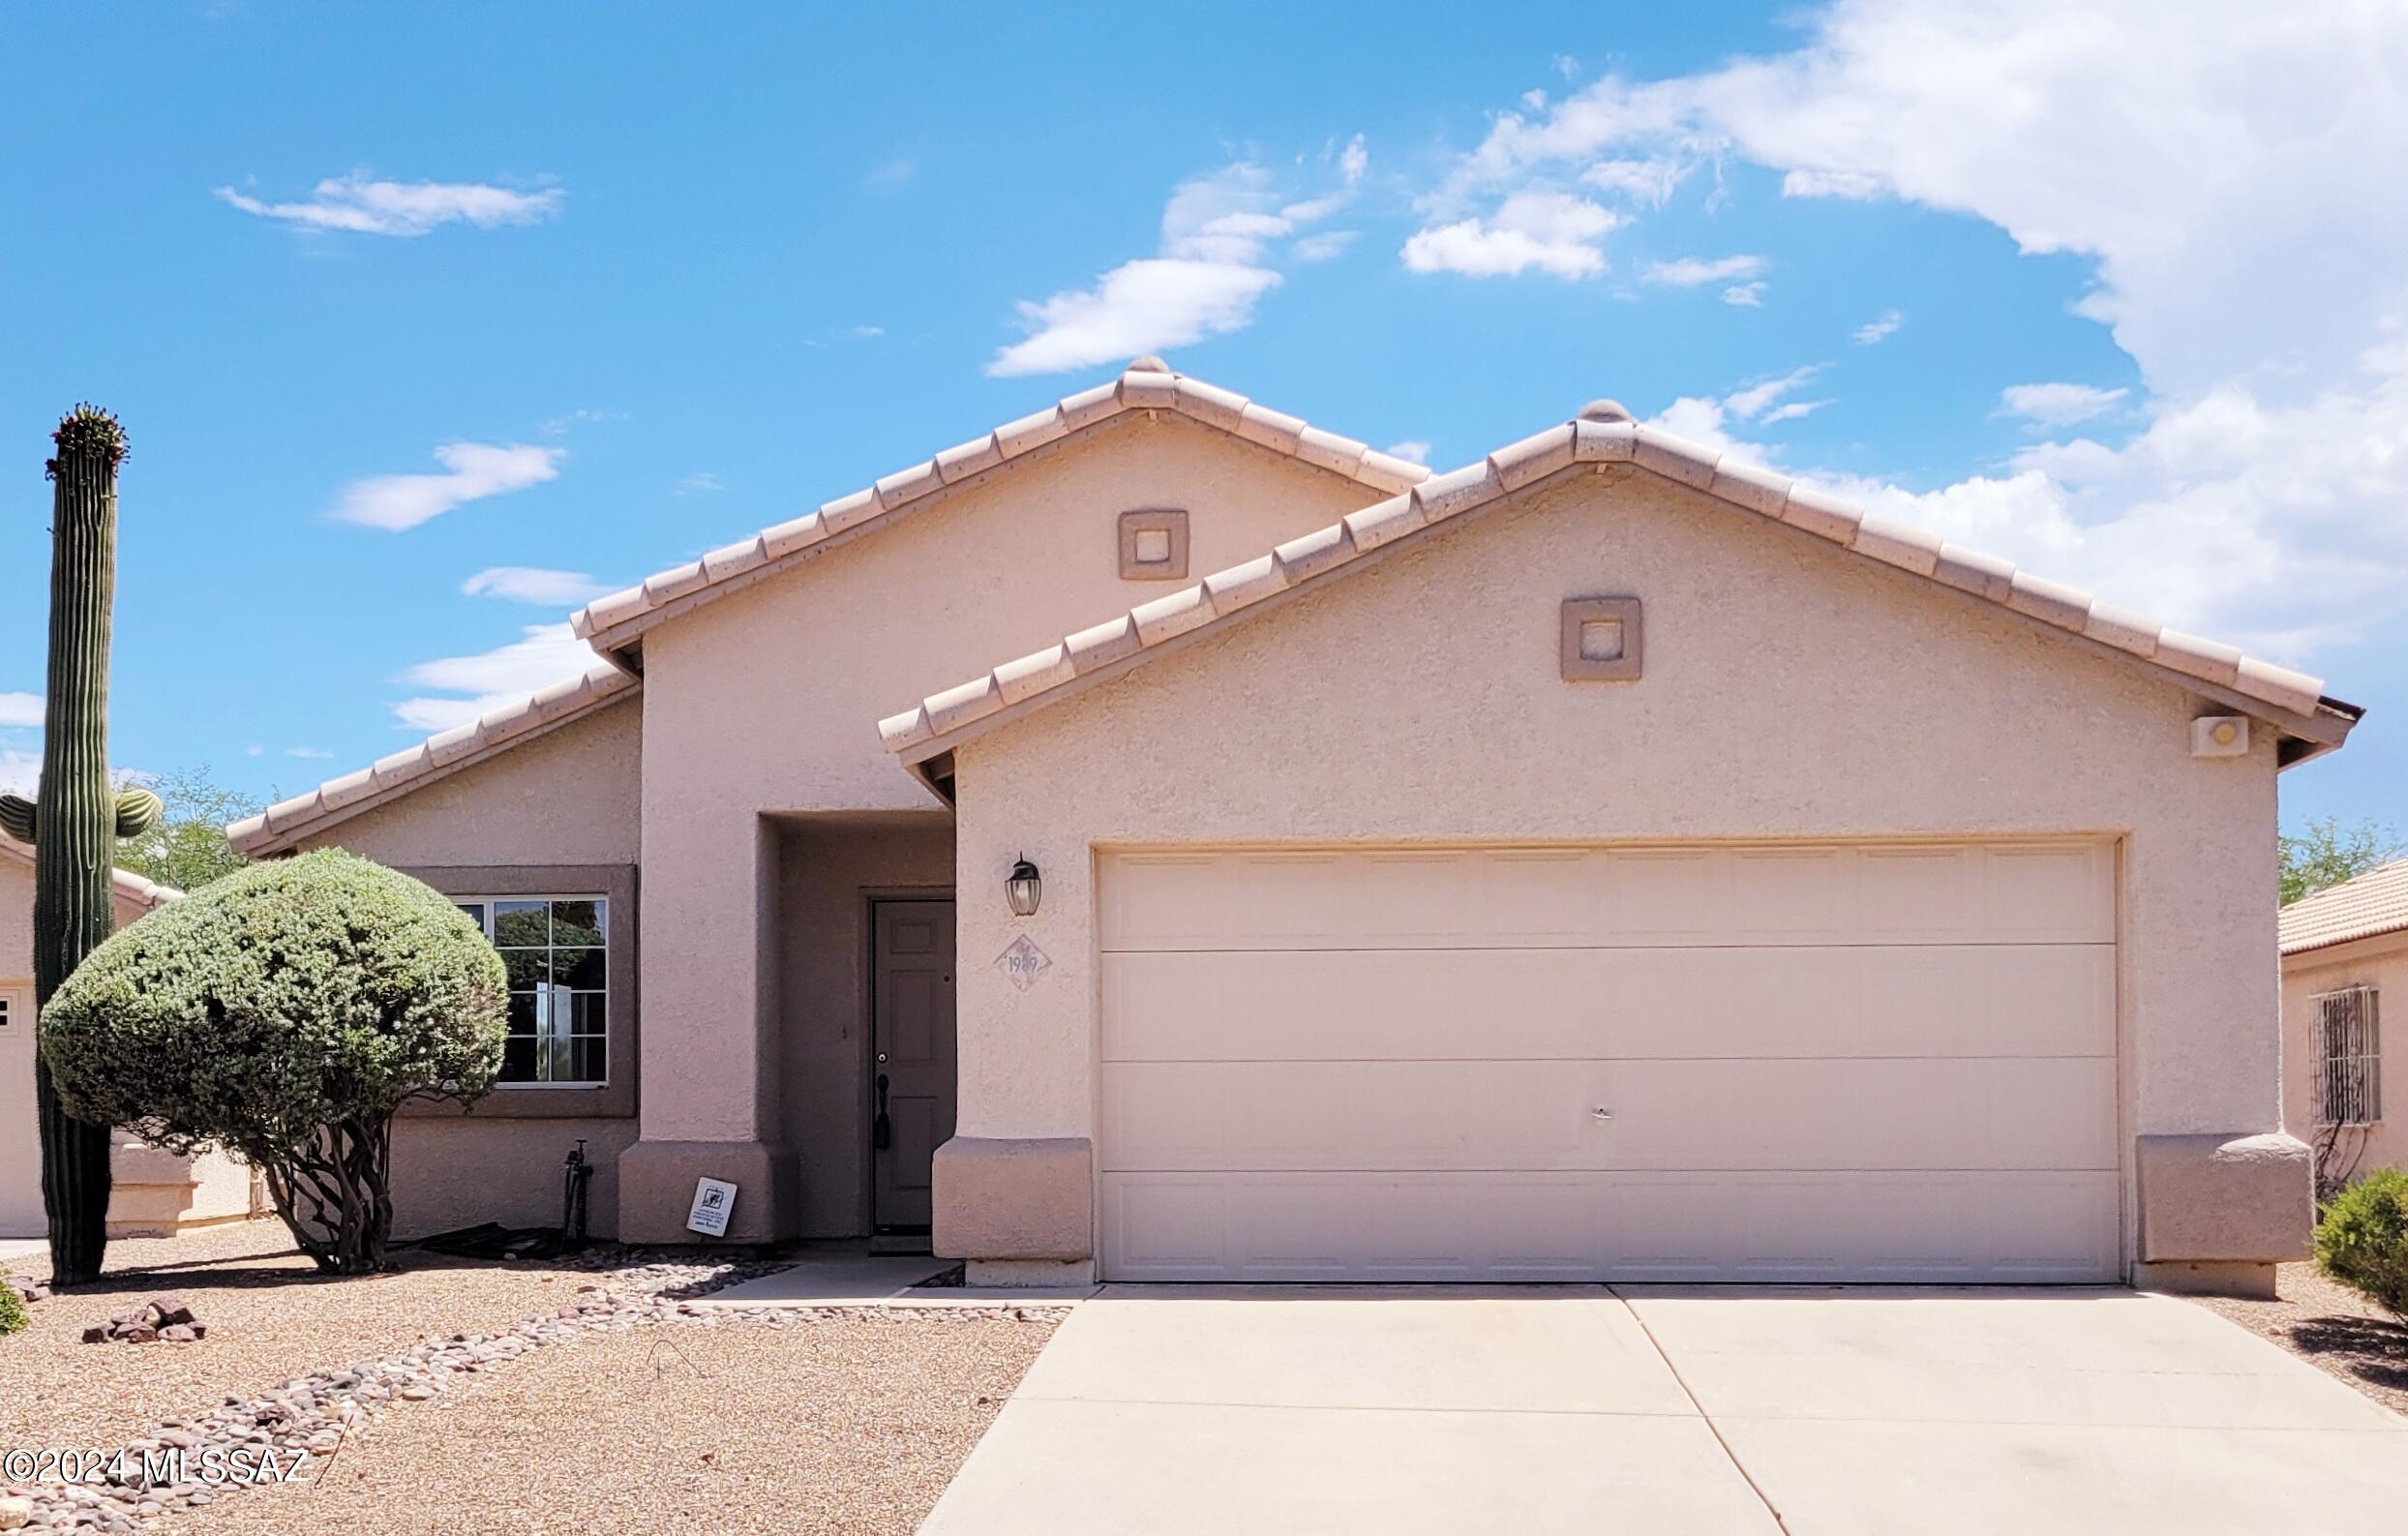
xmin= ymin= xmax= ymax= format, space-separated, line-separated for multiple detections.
xmin=1097 ymin=842 xmax=2120 ymax=1283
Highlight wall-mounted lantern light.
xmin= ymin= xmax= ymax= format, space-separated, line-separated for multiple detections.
xmin=1007 ymin=855 xmax=1043 ymax=918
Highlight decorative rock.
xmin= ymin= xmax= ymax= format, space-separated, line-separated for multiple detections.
xmin=0 ymin=1495 xmax=29 ymax=1529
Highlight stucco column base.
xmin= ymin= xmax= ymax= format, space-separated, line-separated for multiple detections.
xmin=616 ymin=1138 xmax=799 ymax=1245
xmin=2134 ymin=1259 xmax=2280 ymax=1299
xmin=2136 ymin=1130 xmax=2313 ymax=1267
xmin=933 ymin=1136 xmax=1093 ymax=1261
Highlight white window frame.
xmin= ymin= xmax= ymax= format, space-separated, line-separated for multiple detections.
xmin=2312 ymin=984 xmax=2383 ymax=1128
xmin=456 ymin=894 xmax=611 ymax=1090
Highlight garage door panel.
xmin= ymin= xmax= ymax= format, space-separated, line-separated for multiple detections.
xmin=1100 ymin=842 xmax=2113 ymax=950
xmin=1097 ymin=842 xmax=2120 ymax=1283
xmin=1100 ymin=1171 xmax=2120 ymax=1283
xmin=1102 ymin=1057 xmax=2112 ymax=1174
xmin=1102 ymin=945 xmax=2114 ymax=1063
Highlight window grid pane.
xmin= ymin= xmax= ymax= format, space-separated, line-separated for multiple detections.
xmin=470 ymin=895 xmax=608 ymax=1087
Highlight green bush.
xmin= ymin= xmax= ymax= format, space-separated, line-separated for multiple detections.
xmin=2314 ymin=1165 xmax=2408 ymax=1321
xmin=41 ymin=849 xmax=507 ymax=1274
xmin=0 ymin=1282 xmax=26 ymax=1336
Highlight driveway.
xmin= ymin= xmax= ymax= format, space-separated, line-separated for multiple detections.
xmin=918 ymin=1284 xmax=2408 ymax=1535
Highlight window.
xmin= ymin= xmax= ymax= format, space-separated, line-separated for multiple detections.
xmin=456 ymin=897 xmax=608 ymax=1086
xmin=0 ymin=994 xmax=11 ymax=1030
xmin=2313 ymin=985 xmax=2382 ymax=1127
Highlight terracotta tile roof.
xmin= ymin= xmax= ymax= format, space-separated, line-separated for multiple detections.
xmin=225 ymin=663 xmax=638 ymax=857
xmin=881 ymin=407 xmax=2354 ymax=768
xmin=2281 ymin=858 xmax=2408 ymax=957
xmin=0 ymin=832 xmax=182 ymax=909
xmin=568 ymin=357 xmax=1430 ymax=656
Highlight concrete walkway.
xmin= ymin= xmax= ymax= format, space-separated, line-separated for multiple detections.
xmin=918 ymin=1284 xmax=2408 ymax=1535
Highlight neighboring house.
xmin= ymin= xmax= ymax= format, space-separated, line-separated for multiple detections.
xmin=1 ymin=834 xmax=257 ymax=1238
xmin=2280 ymin=858 xmax=2407 ymax=1191
xmin=228 ymin=357 xmax=2360 ymax=1296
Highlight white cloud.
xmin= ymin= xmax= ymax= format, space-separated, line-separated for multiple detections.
xmin=848 ymin=324 xmax=885 ymax=339
xmin=1580 ymin=157 xmax=1693 ymax=207
xmin=677 ymin=471 xmax=726 ymax=496
xmin=392 ymin=621 xmax=598 ymax=733
xmin=0 ymin=750 xmax=38 ymax=797
xmin=330 ymin=442 xmax=563 ymax=531
xmin=0 ymin=692 xmax=40 ymax=728
xmin=1338 ymin=133 xmax=1370 ymax=186
xmin=1852 ymin=309 xmax=1905 ymax=346
xmin=286 ymin=746 xmax=334 ymax=760
xmin=1780 ymin=168 xmax=1883 ymax=200
xmin=462 ymin=566 xmax=612 ymax=605
xmin=863 ymin=159 xmax=916 ymax=195
xmin=1759 ymin=399 xmax=1828 ymax=423
xmin=1999 ymin=382 xmax=2132 ymax=427
xmin=1722 ymin=282 xmax=1766 ymax=308
xmin=1645 ymin=254 xmax=1768 ymax=286
xmin=1419 ymin=1 xmax=2408 ymax=656
xmin=1724 ymin=366 xmax=1826 ymax=422
xmin=1401 ymin=190 xmax=1621 ymax=280
xmin=1554 ymin=55 xmax=1581 ymax=82
xmin=1292 ymin=230 xmax=1360 ymax=263
xmin=214 ymin=174 xmax=561 ymax=236
xmin=988 ymin=159 xmax=1361 ymax=376
xmin=1383 ymin=439 xmax=1432 ymax=466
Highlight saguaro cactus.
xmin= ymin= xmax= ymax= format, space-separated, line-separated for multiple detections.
xmin=0 ymin=406 xmax=160 ymax=1285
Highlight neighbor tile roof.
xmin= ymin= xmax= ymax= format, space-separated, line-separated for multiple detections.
xmin=2281 ymin=858 xmax=2408 ymax=956
xmin=568 ymin=357 xmax=1430 ymax=655
xmin=0 ymin=832 xmax=181 ymax=909
xmin=226 ymin=663 xmax=637 ymax=857
xmin=881 ymin=407 xmax=2351 ymax=766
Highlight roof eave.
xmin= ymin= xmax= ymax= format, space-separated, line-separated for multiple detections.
xmin=880 ymin=433 xmax=2361 ymax=772
xmin=570 ymin=360 xmax=1430 ymax=661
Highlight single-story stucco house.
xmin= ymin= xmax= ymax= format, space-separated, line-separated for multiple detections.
xmin=2280 ymin=858 xmax=2405 ymax=1193
xmin=227 ymin=356 xmax=2361 ymax=1294
xmin=1 ymin=835 xmax=259 ymax=1238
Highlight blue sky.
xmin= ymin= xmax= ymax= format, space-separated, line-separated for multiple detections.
xmin=4 ymin=1 xmax=2401 ymax=831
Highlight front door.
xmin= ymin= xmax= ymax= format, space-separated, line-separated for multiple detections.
xmin=872 ymin=900 xmax=957 ymax=1234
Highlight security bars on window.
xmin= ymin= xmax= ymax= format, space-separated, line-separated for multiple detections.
xmin=456 ymin=897 xmax=609 ymax=1086
xmin=2313 ymin=985 xmax=2382 ymax=1128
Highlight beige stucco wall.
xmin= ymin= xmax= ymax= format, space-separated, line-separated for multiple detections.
xmin=2282 ymin=933 xmax=2407 ymax=1182
xmin=293 ymin=694 xmax=644 ymax=1241
xmin=632 ymin=414 xmax=1385 ymax=1197
xmin=946 ymin=466 xmax=2290 ymax=1275
xmin=390 ymin=1115 xmax=639 ymax=1240
xmin=773 ymin=814 xmax=954 ymax=1237
xmin=313 ymin=694 xmax=642 ymax=868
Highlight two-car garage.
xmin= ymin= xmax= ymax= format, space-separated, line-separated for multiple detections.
xmin=1095 ymin=841 xmax=2121 ymax=1283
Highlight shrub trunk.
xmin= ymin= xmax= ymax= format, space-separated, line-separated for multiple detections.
xmin=256 ymin=1115 xmax=396 ymax=1275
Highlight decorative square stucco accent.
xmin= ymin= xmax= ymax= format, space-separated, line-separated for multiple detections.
xmin=1118 ymin=508 xmax=1190 ymax=580
xmin=393 ymin=862 xmax=639 ymax=1121
xmin=1560 ymin=596 xmax=1644 ymax=681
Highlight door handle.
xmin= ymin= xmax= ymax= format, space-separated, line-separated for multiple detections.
xmin=874 ymin=1073 xmax=892 ymax=1151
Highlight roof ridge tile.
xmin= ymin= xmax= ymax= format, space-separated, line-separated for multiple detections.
xmin=885 ymin=409 xmax=2342 ymax=768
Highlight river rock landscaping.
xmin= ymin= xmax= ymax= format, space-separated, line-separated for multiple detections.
xmin=2 ymin=1220 xmax=1059 ymax=1533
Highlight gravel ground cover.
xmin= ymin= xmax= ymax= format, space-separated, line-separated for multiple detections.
xmin=2182 ymin=1261 xmax=2408 ymax=1418
xmin=0 ymin=1219 xmax=828 ymax=1531
xmin=0 ymin=1220 xmax=772 ymax=1453
xmin=165 ymin=1309 xmax=1059 ymax=1536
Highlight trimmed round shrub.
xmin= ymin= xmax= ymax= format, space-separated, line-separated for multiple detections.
xmin=42 ymin=849 xmax=507 ymax=1273
xmin=2314 ymin=1165 xmax=2408 ymax=1322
